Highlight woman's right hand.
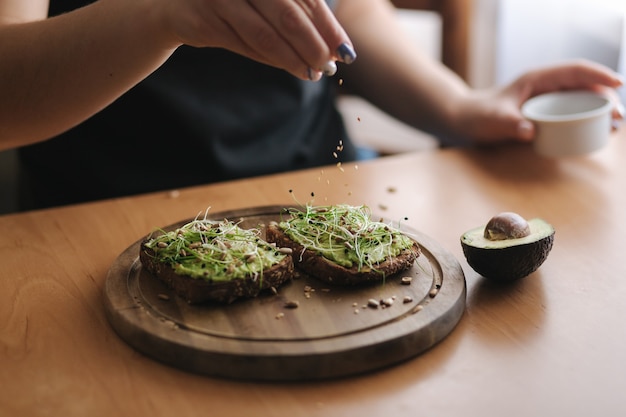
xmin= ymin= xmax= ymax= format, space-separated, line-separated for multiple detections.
xmin=160 ymin=0 xmax=356 ymax=80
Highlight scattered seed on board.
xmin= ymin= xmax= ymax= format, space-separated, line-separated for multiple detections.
xmin=367 ymin=299 xmax=380 ymax=309
xmin=275 ymin=312 xmax=285 ymax=320
xmin=284 ymin=300 xmax=299 ymax=309
xmin=157 ymin=293 xmax=170 ymax=301
xmin=401 ymin=276 xmax=412 ymax=285
xmin=381 ymin=298 xmax=394 ymax=307
xmin=403 ymin=295 xmax=413 ymax=304
xmin=429 ymin=288 xmax=439 ymax=297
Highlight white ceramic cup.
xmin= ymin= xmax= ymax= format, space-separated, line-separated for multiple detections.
xmin=521 ymin=90 xmax=612 ymax=157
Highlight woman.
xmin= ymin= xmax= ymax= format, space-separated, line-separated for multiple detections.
xmin=0 ymin=0 xmax=622 ymax=210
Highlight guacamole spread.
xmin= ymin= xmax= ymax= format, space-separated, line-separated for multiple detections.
xmin=278 ymin=204 xmax=414 ymax=271
xmin=144 ymin=217 xmax=287 ymax=282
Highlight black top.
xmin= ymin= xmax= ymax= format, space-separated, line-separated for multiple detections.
xmin=18 ymin=0 xmax=354 ymax=210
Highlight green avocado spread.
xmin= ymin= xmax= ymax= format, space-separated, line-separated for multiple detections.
xmin=278 ymin=204 xmax=414 ymax=270
xmin=144 ymin=217 xmax=286 ymax=282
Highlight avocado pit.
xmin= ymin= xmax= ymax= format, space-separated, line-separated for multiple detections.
xmin=460 ymin=212 xmax=555 ymax=281
xmin=484 ymin=212 xmax=531 ymax=241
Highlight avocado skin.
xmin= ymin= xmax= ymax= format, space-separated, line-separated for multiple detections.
xmin=461 ymin=233 xmax=554 ymax=281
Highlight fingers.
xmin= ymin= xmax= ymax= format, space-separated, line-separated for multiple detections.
xmin=165 ymin=0 xmax=355 ymax=81
xmin=520 ymin=59 xmax=623 ymax=98
xmin=243 ymin=0 xmax=356 ymax=80
xmin=511 ymin=60 xmax=625 ymax=136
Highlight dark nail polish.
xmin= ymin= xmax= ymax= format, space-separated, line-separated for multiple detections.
xmin=337 ymin=43 xmax=357 ymax=64
xmin=307 ymin=67 xmax=322 ymax=81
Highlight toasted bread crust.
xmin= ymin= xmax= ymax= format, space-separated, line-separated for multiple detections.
xmin=140 ymin=242 xmax=294 ymax=304
xmin=266 ymin=223 xmax=420 ymax=286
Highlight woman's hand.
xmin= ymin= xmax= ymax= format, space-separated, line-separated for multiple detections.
xmin=455 ymin=60 xmax=624 ymax=144
xmin=160 ymin=0 xmax=356 ymax=81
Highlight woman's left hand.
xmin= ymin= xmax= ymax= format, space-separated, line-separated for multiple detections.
xmin=456 ymin=60 xmax=624 ymax=144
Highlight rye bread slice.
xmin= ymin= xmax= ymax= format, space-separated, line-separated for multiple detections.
xmin=140 ymin=243 xmax=294 ymax=304
xmin=266 ymin=222 xmax=420 ymax=286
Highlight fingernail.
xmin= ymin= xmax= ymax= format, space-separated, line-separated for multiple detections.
xmin=518 ymin=120 xmax=534 ymax=140
xmin=337 ymin=43 xmax=356 ymax=64
xmin=307 ymin=67 xmax=322 ymax=82
xmin=616 ymin=102 xmax=625 ymax=119
xmin=322 ymin=60 xmax=337 ymax=76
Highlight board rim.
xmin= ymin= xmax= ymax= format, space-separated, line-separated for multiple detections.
xmin=103 ymin=205 xmax=466 ymax=381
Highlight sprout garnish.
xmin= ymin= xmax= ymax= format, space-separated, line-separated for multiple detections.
xmin=278 ymin=204 xmax=414 ymax=271
xmin=144 ymin=211 xmax=286 ymax=283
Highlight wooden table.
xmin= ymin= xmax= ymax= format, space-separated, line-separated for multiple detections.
xmin=3 ymin=130 xmax=626 ymax=417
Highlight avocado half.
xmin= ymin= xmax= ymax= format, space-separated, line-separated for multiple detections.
xmin=460 ymin=218 xmax=555 ymax=281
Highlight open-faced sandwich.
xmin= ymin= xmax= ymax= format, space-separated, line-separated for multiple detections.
xmin=140 ymin=216 xmax=294 ymax=304
xmin=266 ymin=204 xmax=420 ymax=285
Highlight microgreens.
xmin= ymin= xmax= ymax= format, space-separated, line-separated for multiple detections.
xmin=144 ymin=211 xmax=286 ymax=283
xmin=278 ymin=204 xmax=414 ymax=271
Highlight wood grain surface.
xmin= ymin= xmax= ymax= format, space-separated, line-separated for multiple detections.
xmin=103 ymin=206 xmax=466 ymax=380
xmin=5 ymin=133 xmax=626 ymax=417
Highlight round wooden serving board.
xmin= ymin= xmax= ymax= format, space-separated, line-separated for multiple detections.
xmin=103 ymin=206 xmax=466 ymax=381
